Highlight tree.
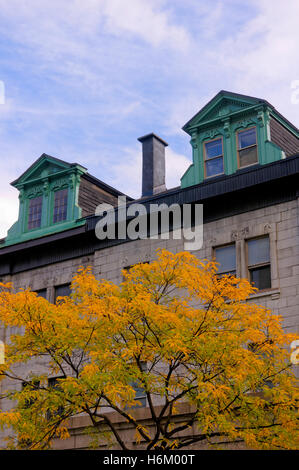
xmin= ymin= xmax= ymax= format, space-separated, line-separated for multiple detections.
xmin=0 ymin=249 xmax=298 ymax=450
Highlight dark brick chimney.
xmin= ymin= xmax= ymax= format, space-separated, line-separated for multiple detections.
xmin=138 ymin=133 xmax=168 ymax=197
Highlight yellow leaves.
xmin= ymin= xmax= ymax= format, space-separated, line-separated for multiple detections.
xmin=0 ymin=249 xmax=298 ymax=450
xmin=55 ymin=426 xmax=70 ymax=440
xmin=0 ymin=411 xmax=21 ymax=429
xmin=135 ymin=424 xmax=151 ymax=444
xmin=0 ymin=281 xmax=12 ymax=290
xmin=80 ymin=363 xmax=100 ymax=380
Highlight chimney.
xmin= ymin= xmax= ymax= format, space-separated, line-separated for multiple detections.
xmin=138 ymin=133 xmax=168 ymax=197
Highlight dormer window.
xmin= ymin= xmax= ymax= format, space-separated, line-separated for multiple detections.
xmin=28 ymin=196 xmax=42 ymax=230
xmin=53 ymin=189 xmax=68 ymax=223
xmin=204 ymin=137 xmax=224 ymax=178
xmin=237 ymin=127 xmax=257 ymax=168
xmin=4 ymin=154 xmax=86 ymax=247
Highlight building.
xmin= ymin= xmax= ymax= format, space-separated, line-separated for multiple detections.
xmin=0 ymin=90 xmax=298 ymax=449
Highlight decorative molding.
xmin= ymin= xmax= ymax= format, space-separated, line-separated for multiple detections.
xmin=43 ymin=180 xmax=50 ymax=196
xmin=264 ymin=223 xmax=272 ymax=233
xmin=51 ymin=177 xmax=69 ymax=191
xmin=25 ymin=184 xmax=44 ymax=198
xmin=231 ymin=230 xmax=239 ymax=241
xmin=202 ymin=128 xmax=223 ymax=140
xmin=240 ymin=226 xmax=249 ymax=238
xmin=234 ymin=117 xmax=256 ymax=130
xmin=223 ymin=119 xmax=230 ymax=138
xmin=69 ymin=174 xmax=77 ymax=189
xmin=18 ymin=189 xmax=25 ymax=202
xmin=190 ymin=132 xmax=198 ymax=149
xmin=230 ymin=227 xmax=250 ymax=241
xmin=121 ymin=257 xmax=129 ymax=267
xmin=257 ymin=111 xmax=264 ymax=128
xmin=208 ymin=237 xmax=217 ymax=246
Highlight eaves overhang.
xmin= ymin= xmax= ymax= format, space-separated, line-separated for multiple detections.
xmin=0 ymin=155 xmax=298 ymax=275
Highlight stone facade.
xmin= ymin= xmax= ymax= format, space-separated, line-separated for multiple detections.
xmin=0 ymin=90 xmax=298 ymax=449
xmin=0 ymin=195 xmax=298 ymax=449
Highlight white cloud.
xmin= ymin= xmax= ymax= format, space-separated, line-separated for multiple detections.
xmin=0 ymin=0 xmax=190 ymax=56
xmin=165 ymin=0 xmax=299 ymax=139
xmin=165 ymin=148 xmax=191 ymax=189
xmin=218 ymin=0 xmax=299 ymax=125
xmin=0 ymin=0 xmax=298 ymax=240
xmin=0 ymin=194 xmax=18 ymax=240
xmin=107 ymin=143 xmax=190 ymax=199
xmin=102 ymin=0 xmax=190 ymax=50
xmin=0 ymin=173 xmax=19 ymax=239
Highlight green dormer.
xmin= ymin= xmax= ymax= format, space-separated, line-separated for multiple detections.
xmin=181 ymin=90 xmax=299 ymax=188
xmin=4 ymin=154 xmax=87 ymax=246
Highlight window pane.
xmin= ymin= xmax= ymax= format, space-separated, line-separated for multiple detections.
xmin=248 ymin=237 xmax=270 ymax=266
xmin=133 ymin=396 xmax=146 ymax=408
xmin=22 ymin=380 xmax=40 ymax=408
xmin=239 ymin=147 xmax=258 ymax=167
xmin=205 ymin=139 xmax=223 ymax=159
xmin=28 ymin=196 xmax=42 ymax=230
xmin=132 ymin=381 xmax=146 ymax=407
xmin=250 ymin=265 xmax=271 ymax=290
xmin=35 ymin=288 xmax=47 ymax=299
xmin=48 ymin=377 xmax=63 ymax=388
xmin=238 ymin=128 xmax=256 ymax=149
xmin=131 ymin=362 xmax=146 ymax=408
xmin=47 ymin=377 xmax=64 ymax=419
xmin=54 ymin=284 xmax=71 ymax=303
xmin=205 ymin=157 xmax=224 ymax=177
xmin=53 ymin=189 xmax=68 ymax=223
xmin=215 ymin=244 xmax=236 ymax=274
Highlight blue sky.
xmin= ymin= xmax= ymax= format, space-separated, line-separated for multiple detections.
xmin=0 ymin=0 xmax=298 ymax=237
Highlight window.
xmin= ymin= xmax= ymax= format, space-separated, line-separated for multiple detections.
xmin=247 ymin=341 xmax=274 ymax=390
xmin=54 ymin=284 xmax=71 ymax=303
xmin=19 ymin=380 xmax=40 ymax=448
xmin=130 ymin=362 xmax=147 ymax=408
xmin=237 ymin=127 xmax=258 ymax=168
xmin=53 ymin=189 xmax=68 ymax=223
xmin=22 ymin=380 xmax=40 ymax=408
xmin=204 ymin=138 xmax=224 ymax=178
xmin=47 ymin=377 xmax=64 ymax=420
xmin=35 ymin=288 xmax=47 ymax=299
xmin=131 ymin=381 xmax=147 ymax=408
xmin=122 ymin=262 xmax=149 ymax=280
xmin=27 ymin=196 xmax=43 ymax=230
xmin=247 ymin=237 xmax=271 ymax=290
xmin=215 ymin=244 xmax=236 ymax=276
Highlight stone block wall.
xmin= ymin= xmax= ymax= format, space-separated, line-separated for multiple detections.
xmin=0 ymin=196 xmax=298 ymax=448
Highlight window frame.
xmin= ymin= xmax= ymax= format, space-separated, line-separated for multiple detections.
xmin=236 ymin=126 xmax=258 ymax=169
xmin=246 ymin=236 xmax=271 ymax=291
xmin=203 ymin=136 xmax=224 ymax=179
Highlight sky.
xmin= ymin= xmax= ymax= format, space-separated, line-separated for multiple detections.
xmin=0 ymin=0 xmax=298 ymax=237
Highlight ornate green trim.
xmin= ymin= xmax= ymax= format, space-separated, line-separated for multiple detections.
xmin=181 ymin=94 xmax=285 ymax=189
xmin=4 ymin=155 xmax=87 ymax=246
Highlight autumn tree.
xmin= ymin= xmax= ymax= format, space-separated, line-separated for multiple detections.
xmin=0 ymin=249 xmax=298 ymax=450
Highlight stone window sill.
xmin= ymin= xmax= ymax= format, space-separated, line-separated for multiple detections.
xmin=249 ymin=288 xmax=280 ymax=300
